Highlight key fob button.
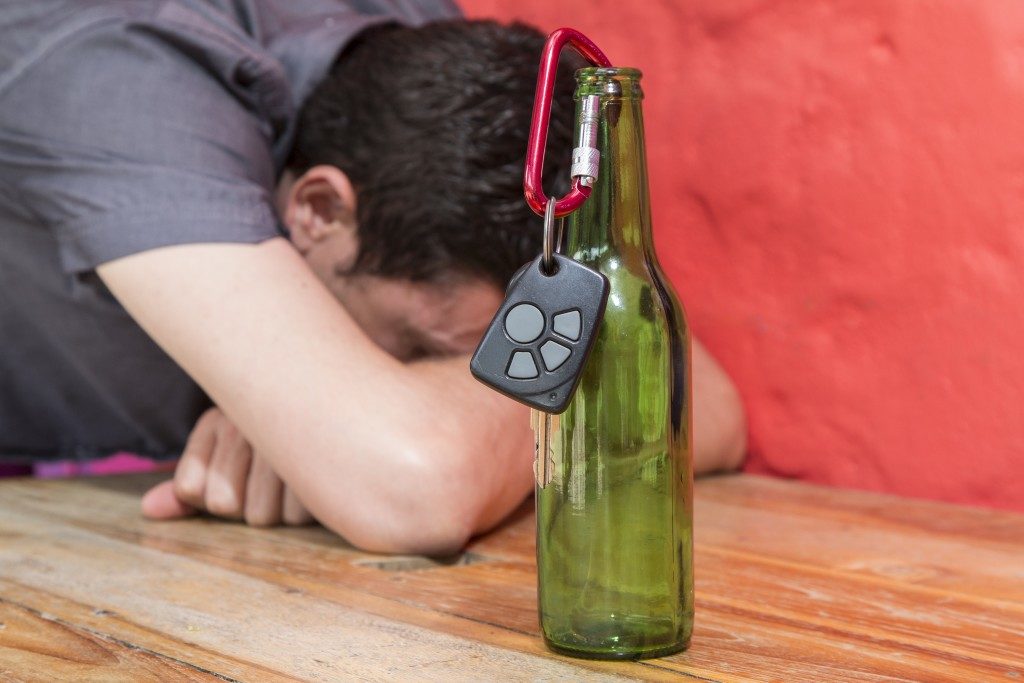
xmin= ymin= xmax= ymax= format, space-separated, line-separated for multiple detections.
xmin=552 ymin=310 xmax=582 ymax=341
xmin=540 ymin=340 xmax=571 ymax=371
xmin=504 ymin=303 xmax=545 ymax=344
xmin=507 ymin=350 xmax=539 ymax=379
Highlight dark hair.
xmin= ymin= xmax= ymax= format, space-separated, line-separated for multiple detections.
xmin=288 ymin=19 xmax=580 ymax=287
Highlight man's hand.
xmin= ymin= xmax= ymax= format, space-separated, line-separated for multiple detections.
xmin=141 ymin=407 xmax=313 ymax=526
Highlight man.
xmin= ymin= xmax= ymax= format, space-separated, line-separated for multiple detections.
xmin=0 ymin=1 xmax=746 ymax=553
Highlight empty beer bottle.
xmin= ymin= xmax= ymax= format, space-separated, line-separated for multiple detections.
xmin=533 ymin=65 xmax=694 ymax=660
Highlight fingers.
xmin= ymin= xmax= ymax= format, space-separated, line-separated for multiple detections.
xmin=160 ymin=405 xmax=310 ymax=529
xmin=204 ymin=420 xmax=253 ymax=519
xmin=141 ymin=480 xmax=197 ymax=520
xmin=173 ymin=407 xmax=219 ymax=508
xmin=282 ymin=487 xmax=315 ymax=526
xmin=243 ymin=454 xmax=284 ymax=527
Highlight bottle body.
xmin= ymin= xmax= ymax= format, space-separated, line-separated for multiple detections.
xmin=534 ymin=68 xmax=694 ymax=660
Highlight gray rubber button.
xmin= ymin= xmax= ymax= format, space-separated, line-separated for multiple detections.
xmin=507 ymin=351 xmax=539 ymax=379
xmin=504 ymin=303 xmax=545 ymax=343
xmin=552 ymin=310 xmax=581 ymax=341
xmin=540 ymin=340 xmax=571 ymax=371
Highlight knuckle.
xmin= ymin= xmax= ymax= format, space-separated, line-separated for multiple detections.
xmin=217 ymin=421 xmax=239 ymax=442
xmin=173 ymin=478 xmax=202 ymax=502
xmin=283 ymin=508 xmax=311 ymax=526
xmin=205 ymin=489 xmax=241 ymax=518
xmin=173 ymin=471 xmax=204 ymax=502
xmin=245 ymin=507 xmax=279 ymax=528
xmin=196 ymin=407 xmax=221 ymax=430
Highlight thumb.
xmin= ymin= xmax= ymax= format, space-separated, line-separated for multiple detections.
xmin=141 ymin=479 xmax=197 ymax=520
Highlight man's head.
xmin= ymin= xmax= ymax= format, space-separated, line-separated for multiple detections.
xmin=278 ymin=20 xmax=577 ymax=361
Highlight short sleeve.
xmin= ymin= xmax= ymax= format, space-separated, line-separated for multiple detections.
xmin=0 ymin=7 xmax=285 ymax=273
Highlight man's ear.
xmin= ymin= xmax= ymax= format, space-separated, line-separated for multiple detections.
xmin=283 ymin=165 xmax=358 ymax=253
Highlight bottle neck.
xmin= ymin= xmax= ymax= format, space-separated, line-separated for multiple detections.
xmin=566 ymin=68 xmax=652 ymax=265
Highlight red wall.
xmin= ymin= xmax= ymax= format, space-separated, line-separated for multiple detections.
xmin=461 ymin=0 xmax=1024 ymax=510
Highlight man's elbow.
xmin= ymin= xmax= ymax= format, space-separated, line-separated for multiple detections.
xmin=694 ymin=377 xmax=748 ymax=475
xmin=718 ymin=394 xmax=747 ymax=472
xmin=313 ymin=457 xmax=479 ymax=556
xmin=329 ymin=511 xmax=473 ymax=557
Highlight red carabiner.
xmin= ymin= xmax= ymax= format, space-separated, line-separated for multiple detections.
xmin=524 ymin=28 xmax=612 ymax=218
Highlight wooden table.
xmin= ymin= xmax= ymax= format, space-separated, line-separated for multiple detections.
xmin=0 ymin=473 xmax=1021 ymax=682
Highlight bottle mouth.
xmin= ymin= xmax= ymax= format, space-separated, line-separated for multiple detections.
xmin=575 ymin=67 xmax=643 ymax=98
xmin=576 ymin=66 xmax=642 ymax=81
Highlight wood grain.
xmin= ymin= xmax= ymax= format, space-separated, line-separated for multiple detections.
xmin=0 ymin=473 xmax=1021 ymax=682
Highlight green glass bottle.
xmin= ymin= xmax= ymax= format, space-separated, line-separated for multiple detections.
xmin=533 ymin=66 xmax=694 ymax=660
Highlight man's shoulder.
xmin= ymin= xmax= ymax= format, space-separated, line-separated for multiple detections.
xmin=0 ymin=1 xmax=266 ymax=88
xmin=0 ymin=0 xmax=463 ymax=77
xmin=0 ymin=0 xmax=462 ymax=126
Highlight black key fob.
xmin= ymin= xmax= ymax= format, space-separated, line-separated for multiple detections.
xmin=470 ymin=253 xmax=609 ymax=413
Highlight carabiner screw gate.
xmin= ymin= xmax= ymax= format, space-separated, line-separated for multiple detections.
xmin=524 ymin=28 xmax=612 ymax=218
xmin=570 ymin=95 xmax=601 ymax=187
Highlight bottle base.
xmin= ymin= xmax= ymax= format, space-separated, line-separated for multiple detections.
xmin=542 ymin=635 xmax=691 ymax=661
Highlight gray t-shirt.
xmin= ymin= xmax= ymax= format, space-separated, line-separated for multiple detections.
xmin=0 ymin=0 xmax=458 ymax=461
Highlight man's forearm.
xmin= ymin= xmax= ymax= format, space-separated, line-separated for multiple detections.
xmin=99 ymin=238 xmax=530 ymax=553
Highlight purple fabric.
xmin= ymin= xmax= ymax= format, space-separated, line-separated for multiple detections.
xmin=32 ymin=452 xmax=173 ymax=478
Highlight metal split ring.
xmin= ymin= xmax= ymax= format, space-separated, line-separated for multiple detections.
xmin=542 ymin=196 xmax=564 ymax=274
